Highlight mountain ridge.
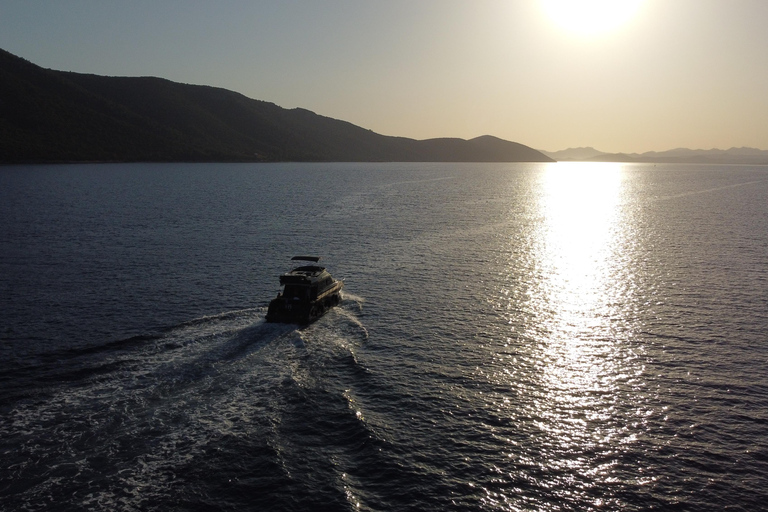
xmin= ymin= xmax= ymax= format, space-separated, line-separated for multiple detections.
xmin=541 ymin=146 xmax=768 ymax=165
xmin=0 ymin=48 xmax=552 ymax=164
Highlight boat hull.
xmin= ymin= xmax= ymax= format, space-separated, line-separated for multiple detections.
xmin=265 ymin=282 xmax=343 ymax=324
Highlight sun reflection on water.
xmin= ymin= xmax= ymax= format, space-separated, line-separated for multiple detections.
xmin=538 ymin=162 xmax=623 ymax=325
xmin=499 ymin=162 xmax=648 ymax=507
xmin=534 ymin=163 xmax=629 ymax=423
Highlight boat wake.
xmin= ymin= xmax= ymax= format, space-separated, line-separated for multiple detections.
xmin=0 ymin=298 xmax=371 ymax=511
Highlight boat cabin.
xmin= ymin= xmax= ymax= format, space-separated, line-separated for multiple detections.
xmin=279 ymin=265 xmax=335 ymax=301
xmin=266 ymin=255 xmax=344 ymax=323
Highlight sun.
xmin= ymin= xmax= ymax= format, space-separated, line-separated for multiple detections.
xmin=541 ymin=0 xmax=643 ymax=36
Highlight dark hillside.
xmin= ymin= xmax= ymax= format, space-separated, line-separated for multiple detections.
xmin=0 ymin=49 xmax=553 ymax=163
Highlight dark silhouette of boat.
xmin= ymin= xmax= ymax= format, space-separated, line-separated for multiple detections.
xmin=265 ymin=256 xmax=344 ymax=324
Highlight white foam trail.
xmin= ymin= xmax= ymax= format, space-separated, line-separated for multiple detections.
xmin=333 ymin=308 xmax=369 ymax=340
xmin=653 ymin=180 xmax=765 ymax=201
xmin=341 ymin=292 xmax=365 ymax=304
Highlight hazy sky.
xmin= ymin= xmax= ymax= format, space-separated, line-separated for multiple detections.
xmin=2 ymin=0 xmax=767 ymax=153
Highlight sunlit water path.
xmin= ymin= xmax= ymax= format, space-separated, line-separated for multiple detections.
xmin=1 ymin=162 xmax=767 ymax=511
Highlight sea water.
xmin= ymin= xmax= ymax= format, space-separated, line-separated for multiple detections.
xmin=1 ymin=162 xmax=767 ymax=511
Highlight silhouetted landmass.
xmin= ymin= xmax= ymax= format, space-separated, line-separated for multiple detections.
xmin=0 ymin=49 xmax=552 ymax=164
xmin=542 ymin=146 xmax=768 ymax=165
xmin=540 ymin=147 xmax=606 ymax=161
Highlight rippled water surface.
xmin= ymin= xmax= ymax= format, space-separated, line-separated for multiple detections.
xmin=2 ymin=162 xmax=767 ymax=511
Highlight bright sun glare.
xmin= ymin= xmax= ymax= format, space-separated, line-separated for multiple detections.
xmin=541 ymin=0 xmax=643 ymax=36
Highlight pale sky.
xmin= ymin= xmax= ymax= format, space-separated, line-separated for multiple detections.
xmin=1 ymin=0 xmax=767 ymax=153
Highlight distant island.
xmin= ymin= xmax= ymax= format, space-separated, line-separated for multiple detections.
xmin=541 ymin=146 xmax=768 ymax=165
xmin=0 ymin=48 xmax=552 ymax=164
